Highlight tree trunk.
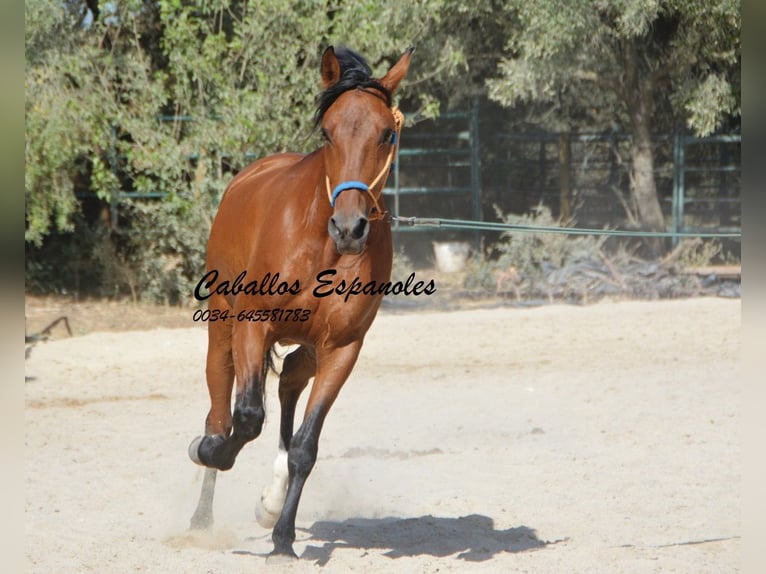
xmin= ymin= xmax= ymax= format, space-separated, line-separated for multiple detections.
xmin=623 ymin=38 xmax=666 ymax=256
xmin=630 ymin=121 xmax=665 ymax=230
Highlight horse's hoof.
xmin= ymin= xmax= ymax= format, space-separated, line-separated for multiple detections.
xmin=189 ymin=511 xmax=213 ymax=531
xmin=188 ymin=436 xmax=204 ymax=465
xmin=189 ymin=435 xmax=230 ymax=469
xmin=266 ymin=550 xmax=298 ymax=565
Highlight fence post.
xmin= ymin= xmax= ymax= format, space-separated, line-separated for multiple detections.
xmin=470 ymin=96 xmax=482 ymax=248
xmin=558 ymin=132 xmax=572 ymax=222
xmin=671 ymin=128 xmax=686 ymax=248
xmin=393 ymin=137 xmax=401 ymax=230
xmin=108 ymin=124 xmax=119 ymax=231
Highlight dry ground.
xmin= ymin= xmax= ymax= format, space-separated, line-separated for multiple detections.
xmin=25 ymin=295 xmax=741 ymax=573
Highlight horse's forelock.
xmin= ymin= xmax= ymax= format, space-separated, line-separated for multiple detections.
xmin=314 ymin=47 xmax=392 ymax=127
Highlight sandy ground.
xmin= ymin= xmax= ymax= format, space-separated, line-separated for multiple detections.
xmin=24 ymin=297 xmax=741 ymax=573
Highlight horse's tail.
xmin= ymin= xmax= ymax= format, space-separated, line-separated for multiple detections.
xmin=256 ymin=346 xmax=280 ymax=423
xmin=264 ymin=345 xmax=280 ymax=377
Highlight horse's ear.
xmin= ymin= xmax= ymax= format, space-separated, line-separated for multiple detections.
xmin=379 ymin=48 xmax=414 ymax=96
xmin=321 ymin=46 xmax=341 ymax=89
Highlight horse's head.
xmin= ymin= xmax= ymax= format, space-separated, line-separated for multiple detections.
xmin=317 ymin=46 xmax=412 ymax=255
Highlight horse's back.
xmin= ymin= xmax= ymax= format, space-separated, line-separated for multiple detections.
xmin=223 ymin=152 xmax=307 ymax=202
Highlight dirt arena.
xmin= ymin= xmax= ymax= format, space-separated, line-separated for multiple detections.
xmin=25 ymin=296 xmax=741 ymax=573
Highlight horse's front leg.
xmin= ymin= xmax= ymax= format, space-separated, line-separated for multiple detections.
xmin=190 ymin=321 xmax=268 ymax=472
xmin=189 ymin=304 xmax=234 ymax=529
xmin=268 ymin=340 xmax=362 ymax=562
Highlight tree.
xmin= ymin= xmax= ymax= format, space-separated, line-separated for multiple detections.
xmin=486 ymin=0 xmax=740 ymax=252
xmin=25 ymin=0 xmax=741 ymax=299
xmin=24 ymin=0 xmax=450 ymax=301
xmin=396 ymin=1 xmax=517 ymax=110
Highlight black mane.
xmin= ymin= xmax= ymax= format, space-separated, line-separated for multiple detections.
xmin=314 ymin=46 xmax=392 ymax=127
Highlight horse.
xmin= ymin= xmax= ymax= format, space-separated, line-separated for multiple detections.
xmin=187 ymin=45 xmax=413 ymax=562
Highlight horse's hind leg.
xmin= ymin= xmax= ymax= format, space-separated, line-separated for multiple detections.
xmin=256 ymin=345 xmax=316 ymax=528
xmin=189 ymin=306 xmax=235 ymax=529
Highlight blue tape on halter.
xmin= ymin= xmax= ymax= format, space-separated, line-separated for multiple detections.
xmin=331 ymin=180 xmax=369 ymax=207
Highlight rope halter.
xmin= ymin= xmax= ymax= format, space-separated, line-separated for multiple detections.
xmin=325 ymin=106 xmax=404 ymax=221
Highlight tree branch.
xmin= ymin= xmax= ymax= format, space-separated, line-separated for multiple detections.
xmin=648 ymin=59 xmax=676 ymax=89
xmin=572 ymin=69 xmax=626 ymax=102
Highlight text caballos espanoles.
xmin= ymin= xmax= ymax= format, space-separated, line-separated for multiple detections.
xmin=194 ymin=269 xmax=436 ymax=302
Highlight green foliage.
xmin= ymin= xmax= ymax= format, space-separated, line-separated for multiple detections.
xmin=486 ymin=0 xmax=740 ymax=135
xmin=25 ymin=0 xmax=450 ymax=302
xmin=24 ymin=0 xmax=740 ymax=300
xmin=390 ymin=247 xmax=416 ymax=284
xmin=676 ymin=238 xmax=738 ymax=269
xmin=682 ymin=73 xmax=739 ymax=137
xmin=120 ymin=197 xmax=213 ymax=304
xmin=463 ymin=205 xmax=607 ymax=292
xmin=484 ymin=0 xmax=739 ymax=238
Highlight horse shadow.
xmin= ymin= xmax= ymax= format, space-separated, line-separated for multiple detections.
xmin=296 ymin=514 xmax=556 ymax=565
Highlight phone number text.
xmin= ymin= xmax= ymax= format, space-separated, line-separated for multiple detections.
xmin=193 ymin=308 xmax=311 ymax=322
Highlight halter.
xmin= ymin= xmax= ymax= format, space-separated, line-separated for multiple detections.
xmin=325 ymin=106 xmax=404 ymax=221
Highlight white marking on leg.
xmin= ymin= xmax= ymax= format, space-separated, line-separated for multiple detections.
xmin=255 ymin=448 xmax=289 ymax=528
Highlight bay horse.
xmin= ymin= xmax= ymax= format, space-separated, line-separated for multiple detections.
xmin=187 ymin=45 xmax=413 ymax=562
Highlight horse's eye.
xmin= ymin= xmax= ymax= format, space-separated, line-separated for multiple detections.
xmin=320 ymin=128 xmax=331 ymax=143
xmin=380 ymin=128 xmax=394 ymax=145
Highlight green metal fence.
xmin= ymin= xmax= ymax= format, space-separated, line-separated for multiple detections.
xmin=671 ymin=132 xmax=741 ymax=247
xmin=383 ymin=98 xmax=482 ymax=235
xmin=486 ymin=127 xmax=740 ymax=247
xmin=78 ymin=108 xmax=740 ymax=249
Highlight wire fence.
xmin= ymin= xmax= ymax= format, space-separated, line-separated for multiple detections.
xmin=76 ymin=104 xmax=741 ymax=250
xmin=389 ymin=215 xmax=741 ymax=239
xmin=384 ymin=100 xmax=740 ymax=251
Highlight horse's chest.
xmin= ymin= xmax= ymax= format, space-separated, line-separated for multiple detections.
xmin=229 ymin=263 xmax=383 ymax=348
xmin=301 ymin=267 xmax=384 ymax=339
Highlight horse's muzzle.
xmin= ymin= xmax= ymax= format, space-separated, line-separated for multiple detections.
xmin=328 ymin=212 xmax=369 ymax=254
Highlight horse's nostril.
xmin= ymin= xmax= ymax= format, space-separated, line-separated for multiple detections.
xmin=352 ymin=217 xmax=368 ymax=240
xmin=329 ymin=216 xmax=345 ymax=238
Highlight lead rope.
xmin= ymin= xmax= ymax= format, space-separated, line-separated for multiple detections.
xmin=325 ymin=106 xmax=404 ymax=221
